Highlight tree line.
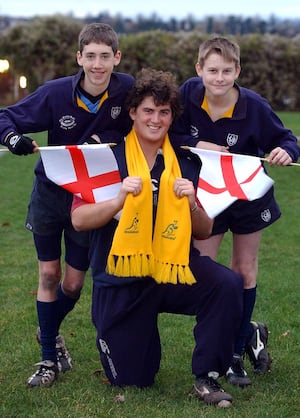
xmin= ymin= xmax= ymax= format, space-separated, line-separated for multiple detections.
xmin=87 ymin=12 xmax=300 ymax=37
xmin=0 ymin=16 xmax=300 ymax=110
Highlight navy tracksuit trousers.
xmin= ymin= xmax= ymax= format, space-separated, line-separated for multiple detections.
xmin=92 ymin=247 xmax=243 ymax=388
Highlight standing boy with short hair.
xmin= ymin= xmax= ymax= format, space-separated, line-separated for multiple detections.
xmin=0 ymin=22 xmax=134 ymax=387
xmin=170 ymin=36 xmax=300 ymax=387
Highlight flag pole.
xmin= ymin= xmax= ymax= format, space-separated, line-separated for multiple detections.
xmin=2 ymin=145 xmax=300 ymax=166
xmin=259 ymin=157 xmax=300 ymax=167
xmin=1 ymin=143 xmax=117 ymax=153
xmin=38 ymin=143 xmax=117 ymax=151
xmin=181 ymin=146 xmax=300 ymax=167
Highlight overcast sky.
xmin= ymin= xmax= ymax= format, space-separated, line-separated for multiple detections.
xmin=1 ymin=0 xmax=300 ymax=20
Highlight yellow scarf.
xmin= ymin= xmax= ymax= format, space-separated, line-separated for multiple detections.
xmin=107 ymin=128 xmax=195 ymax=285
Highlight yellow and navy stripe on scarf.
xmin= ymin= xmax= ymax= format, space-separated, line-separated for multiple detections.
xmin=107 ymin=128 xmax=196 ymax=285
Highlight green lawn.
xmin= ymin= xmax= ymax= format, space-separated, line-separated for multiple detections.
xmin=0 ymin=126 xmax=299 ymax=417
xmin=277 ymin=111 xmax=300 ymax=137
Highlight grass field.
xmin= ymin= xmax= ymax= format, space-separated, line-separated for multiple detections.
xmin=277 ymin=112 xmax=300 ymax=137
xmin=0 ymin=116 xmax=299 ymax=417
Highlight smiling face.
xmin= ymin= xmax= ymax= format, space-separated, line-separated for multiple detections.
xmin=129 ymin=96 xmax=173 ymax=148
xmin=195 ymin=52 xmax=240 ymax=99
xmin=77 ymin=42 xmax=121 ymax=96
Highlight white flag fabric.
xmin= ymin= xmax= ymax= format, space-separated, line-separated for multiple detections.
xmin=39 ymin=145 xmax=274 ymax=220
xmin=39 ymin=144 xmax=121 ymax=202
xmin=188 ymin=148 xmax=274 ymax=218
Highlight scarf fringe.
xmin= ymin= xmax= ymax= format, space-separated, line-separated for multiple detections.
xmin=107 ymin=253 xmax=153 ymax=277
xmin=107 ymin=254 xmax=195 ymax=285
xmin=107 ymin=254 xmax=196 ymax=285
xmin=152 ymin=259 xmax=196 ymax=285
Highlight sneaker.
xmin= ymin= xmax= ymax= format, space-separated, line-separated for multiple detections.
xmin=191 ymin=375 xmax=233 ymax=408
xmin=55 ymin=334 xmax=73 ymax=372
xmin=27 ymin=360 xmax=59 ymax=387
xmin=36 ymin=327 xmax=73 ymax=373
xmin=245 ymin=321 xmax=272 ymax=374
xmin=226 ymin=354 xmax=252 ymax=387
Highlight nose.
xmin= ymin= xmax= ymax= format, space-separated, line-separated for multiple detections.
xmin=93 ymin=57 xmax=104 ymax=67
xmin=216 ymin=71 xmax=224 ymax=82
xmin=151 ymin=111 xmax=160 ymax=123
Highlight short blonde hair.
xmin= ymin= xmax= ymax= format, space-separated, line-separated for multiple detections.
xmin=197 ymin=36 xmax=240 ymax=68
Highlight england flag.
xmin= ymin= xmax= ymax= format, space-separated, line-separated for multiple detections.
xmin=39 ymin=145 xmax=274 ymax=219
xmin=188 ymin=147 xmax=274 ymax=218
xmin=39 ymin=144 xmax=121 ymax=202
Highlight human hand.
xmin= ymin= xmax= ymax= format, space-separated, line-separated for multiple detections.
xmin=174 ymin=178 xmax=195 ymax=204
xmin=116 ymin=176 xmax=142 ymax=205
xmin=122 ymin=176 xmax=142 ymax=196
xmin=266 ymin=147 xmax=292 ymax=166
xmin=4 ymin=132 xmax=37 ymax=155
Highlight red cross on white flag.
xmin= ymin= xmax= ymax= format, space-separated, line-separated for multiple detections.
xmin=39 ymin=144 xmax=121 ymax=202
xmin=40 ymin=145 xmax=274 ymax=220
xmin=189 ymin=148 xmax=274 ymax=218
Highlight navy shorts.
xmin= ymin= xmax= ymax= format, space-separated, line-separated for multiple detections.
xmin=25 ymin=177 xmax=89 ymax=270
xmin=212 ymin=187 xmax=281 ymax=235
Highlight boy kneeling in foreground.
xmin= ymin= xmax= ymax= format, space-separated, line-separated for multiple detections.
xmin=71 ymin=68 xmax=243 ymax=408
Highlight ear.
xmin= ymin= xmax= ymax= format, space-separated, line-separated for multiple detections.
xmin=195 ymin=62 xmax=202 ymax=77
xmin=76 ymin=51 xmax=83 ymax=67
xmin=235 ymin=65 xmax=241 ymax=80
xmin=129 ymin=107 xmax=136 ymax=121
xmin=114 ymin=50 xmax=122 ymax=66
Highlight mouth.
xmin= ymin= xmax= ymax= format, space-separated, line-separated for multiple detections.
xmin=92 ymin=70 xmax=105 ymax=77
xmin=148 ymin=125 xmax=160 ymax=131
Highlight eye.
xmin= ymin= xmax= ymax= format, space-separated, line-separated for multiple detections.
xmin=100 ymin=53 xmax=111 ymax=60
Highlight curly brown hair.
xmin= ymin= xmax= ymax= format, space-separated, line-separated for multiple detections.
xmin=126 ymin=68 xmax=182 ymax=120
